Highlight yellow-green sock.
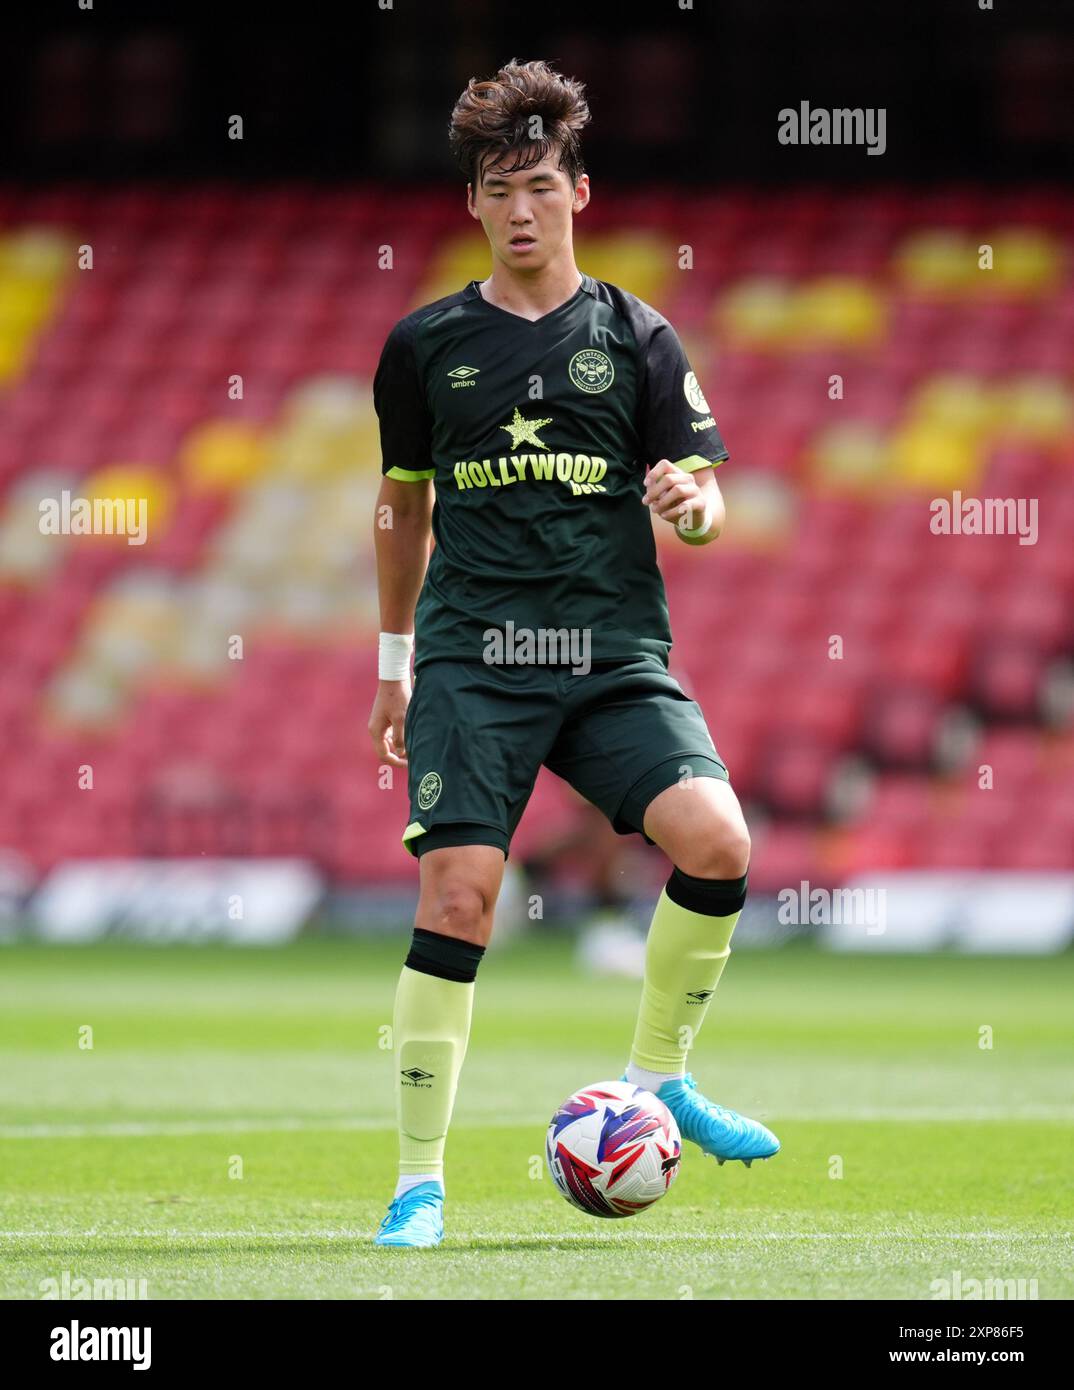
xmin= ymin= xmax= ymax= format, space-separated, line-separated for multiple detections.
xmin=393 ymin=963 xmax=475 ymax=1181
xmin=629 ymin=873 xmax=745 ymax=1074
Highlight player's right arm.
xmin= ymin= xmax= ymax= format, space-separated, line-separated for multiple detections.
xmin=368 ymin=475 xmax=433 ymax=768
xmin=368 ymin=317 xmax=436 ymax=769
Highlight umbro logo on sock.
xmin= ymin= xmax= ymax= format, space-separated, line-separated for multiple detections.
xmin=686 ymin=990 xmax=714 ymax=1004
xmin=401 ymin=1067 xmax=435 ymax=1087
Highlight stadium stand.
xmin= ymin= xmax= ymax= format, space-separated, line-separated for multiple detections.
xmin=1 ymin=184 xmax=1071 ymax=889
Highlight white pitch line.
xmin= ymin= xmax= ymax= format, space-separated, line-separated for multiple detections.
xmin=0 ymin=1117 xmax=396 ymax=1140
xmin=1 ymin=1107 xmax=1073 ymax=1140
xmin=791 ymin=1107 xmax=1074 ymax=1122
xmin=0 ymin=1230 xmax=1068 ymax=1242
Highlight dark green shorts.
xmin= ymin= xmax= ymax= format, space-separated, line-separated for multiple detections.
xmin=401 ymin=654 xmax=729 ymax=860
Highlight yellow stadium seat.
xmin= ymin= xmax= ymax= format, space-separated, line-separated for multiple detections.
xmin=43 ymin=665 xmax=126 ymax=729
xmin=996 ymin=375 xmax=1074 ymax=443
xmin=889 ymin=421 xmax=982 ymax=489
xmin=416 ymin=230 xmax=676 ymax=308
xmin=893 ymin=230 xmax=977 ymax=295
xmin=0 ymin=226 xmax=72 ymax=279
xmin=0 ymin=335 xmax=28 ymax=383
xmin=907 ymin=374 xmax=998 ymax=439
xmin=82 ymin=465 xmax=174 ymax=543
xmin=718 ymin=278 xmax=796 ymax=348
xmin=266 ymin=377 xmax=377 ymax=480
xmin=180 ymin=421 xmax=267 ymax=491
xmin=791 ymin=277 xmax=886 ymax=347
xmin=0 ymin=277 xmax=58 ymax=334
xmin=414 ymin=231 xmax=490 ymax=307
xmin=0 ymin=228 xmax=73 ymax=384
xmin=573 ymin=232 xmax=673 ymax=304
xmin=982 ymin=228 xmax=1064 ymax=296
xmin=809 ymin=422 xmax=890 ymax=493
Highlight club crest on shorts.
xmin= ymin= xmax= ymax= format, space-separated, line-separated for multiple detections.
xmin=417 ymin=771 xmax=442 ymax=810
xmin=568 ymin=349 xmax=614 ymax=393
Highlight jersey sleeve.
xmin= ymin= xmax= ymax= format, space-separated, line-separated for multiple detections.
xmin=372 ymin=318 xmax=436 ymax=481
xmin=637 ymin=317 xmax=729 ymax=473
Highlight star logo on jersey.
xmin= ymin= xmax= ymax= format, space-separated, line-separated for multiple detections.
xmin=499 ymin=407 xmax=553 ymax=450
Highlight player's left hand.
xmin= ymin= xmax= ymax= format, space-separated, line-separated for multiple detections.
xmin=642 ymin=459 xmax=707 ymax=529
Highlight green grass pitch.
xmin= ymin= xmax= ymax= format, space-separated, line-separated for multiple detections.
xmin=1 ymin=935 xmax=1071 ymax=1299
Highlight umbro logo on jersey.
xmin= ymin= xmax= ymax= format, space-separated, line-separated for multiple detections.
xmin=401 ymin=1067 xmax=435 ymax=1087
xmin=686 ymin=989 xmax=714 ymax=1004
xmin=448 ymin=365 xmax=480 ymax=389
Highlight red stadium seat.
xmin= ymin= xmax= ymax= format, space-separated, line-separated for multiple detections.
xmin=972 ymin=643 xmax=1049 ymax=721
xmin=864 ymin=687 xmax=945 ymax=769
xmin=2 ymin=184 xmax=1072 ymax=884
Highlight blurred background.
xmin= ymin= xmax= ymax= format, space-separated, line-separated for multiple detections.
xmin=2 ymin=0 xmax=1074 ymax=959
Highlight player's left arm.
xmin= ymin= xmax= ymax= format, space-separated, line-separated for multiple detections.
xmin=642 ymin=460 xmax=725 ymax=546
xmin=635 ymin=308 xmax=730 ymax=547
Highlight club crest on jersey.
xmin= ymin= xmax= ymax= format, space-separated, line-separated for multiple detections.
xmin=568 ymin=349 xmax=614 ymax=394
xmin=684 ymin=371 xmax=710 ymax=413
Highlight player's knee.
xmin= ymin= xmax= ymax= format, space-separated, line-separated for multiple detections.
xmin=677 ymin=816 xmax=751 ymax=880
xmin=417 ymin=882 xmax=489 ymax=944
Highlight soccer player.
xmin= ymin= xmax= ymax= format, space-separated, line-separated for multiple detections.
xmin=369 ymin=58 xmax=779 ymax=1247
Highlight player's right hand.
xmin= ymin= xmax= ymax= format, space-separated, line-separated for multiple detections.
xmin=369 ymin=681 xmax=411 ymax=768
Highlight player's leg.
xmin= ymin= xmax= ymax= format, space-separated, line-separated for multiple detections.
xmin=624 ymin=774 xmax=779 ymax=1164
xmin=545 ymin=657 xmax=778 ymax=1164
xmin=375 ymin=840 xmax=505 ymax=1247
xmin=625 ymin=778 xmax=750 ymax=1078
xmin=627 ymin=775 xmax=749 ymax=1089
xmin=376 ymin=660 xmax=557 ymax=1245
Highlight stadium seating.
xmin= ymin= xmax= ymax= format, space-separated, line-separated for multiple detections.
xmin=0 ymin=185 xmax=1071 ymax=887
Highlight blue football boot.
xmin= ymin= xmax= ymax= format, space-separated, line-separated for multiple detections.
xmin=373 ymin=1181 xmax=445 ymax=1247
xmin=622 ymin=1072 xmax=780 ymax=1166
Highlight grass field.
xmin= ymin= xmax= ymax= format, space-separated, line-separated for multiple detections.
xmin=1 ymin=935 xmax=1071 ymax=1299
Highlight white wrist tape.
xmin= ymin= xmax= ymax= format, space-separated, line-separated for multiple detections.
xmin=379 ymin=631 xmax=414 ymax=681
xmin=676 ymin=495 xmax=714 ymax=538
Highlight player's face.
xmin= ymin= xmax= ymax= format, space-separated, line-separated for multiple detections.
xmin=467 ymin=152 xmax=588 ymax=271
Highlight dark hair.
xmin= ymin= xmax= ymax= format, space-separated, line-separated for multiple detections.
xmin=448 ymin=58 xmax=590 ymax=189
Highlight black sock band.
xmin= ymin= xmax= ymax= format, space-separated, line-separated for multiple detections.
xmin=666 ymin=868 xmax=748 ymax=916
xmin=404 ymin=927 xmax=486 ymax=983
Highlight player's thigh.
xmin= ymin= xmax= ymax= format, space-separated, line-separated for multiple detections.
xmin=416 ymin=843 xmax=507 ymax=946
xmin=642 ymin=775 xmax=751 ymax=878
xmin=546 ymin=657 xmax=730 ymax=841
xmin=403 ymin=660 xmax=559 ymax=858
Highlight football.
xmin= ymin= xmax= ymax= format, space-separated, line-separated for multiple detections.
xmin=545 ymin=1080 xmax=682 ymax=1218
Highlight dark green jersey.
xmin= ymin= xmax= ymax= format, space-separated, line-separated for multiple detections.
xmin=373 ymin=272 xmax=728 ymax=671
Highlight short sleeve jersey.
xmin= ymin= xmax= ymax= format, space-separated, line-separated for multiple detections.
xmin=372 ymin=273 xmax=728 ymax=671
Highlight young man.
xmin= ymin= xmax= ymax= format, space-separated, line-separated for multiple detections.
xmin=368 ymin=58 xmax=779 ymax=1248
